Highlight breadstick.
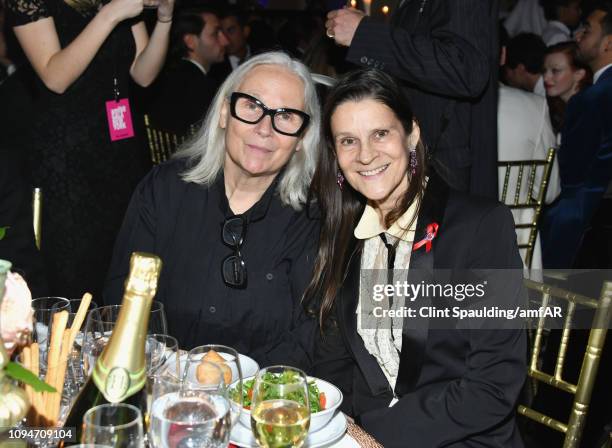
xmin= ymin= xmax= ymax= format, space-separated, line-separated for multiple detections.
xmin=50 ymin=329 xmax=71 ymax=424
xmin=68 ymin=293 xmax=92 ymax=349
xmin=22 ymin=345 xmax=33 ymax=403
xmin=44 ymin=310 xmax=68 ymax=422
xmin=31 ymin=343 xmax=42 ymax=426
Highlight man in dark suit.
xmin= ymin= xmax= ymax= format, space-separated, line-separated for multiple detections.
xmin=209 ymin=8 xmax=251 ymax=85
xmin=147 ymin=8 xmax=229 ymax=136
xmin=325 ymin=0 xmax=500 ymax=198
xmin=541 ymin=1 xmax=612 ymax=268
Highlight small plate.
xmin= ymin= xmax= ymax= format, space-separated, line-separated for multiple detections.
xmin=164 ymin=352 xmax=259 ymax=383
xmin=230 ymin=411 xmax=347 ymax=448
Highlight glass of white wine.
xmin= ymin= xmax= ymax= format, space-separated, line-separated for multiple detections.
xmin=250 ymin=366 xmax=311 ymax=448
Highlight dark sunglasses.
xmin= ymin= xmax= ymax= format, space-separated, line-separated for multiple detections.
xmin=229 ymin=92 xmax=310 ymax=137
xmin=221 ymin=215 xmax=247 ymax=288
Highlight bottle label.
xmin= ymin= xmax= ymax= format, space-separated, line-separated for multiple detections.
xmin=104 ymin=367 xmax=131 ymax=402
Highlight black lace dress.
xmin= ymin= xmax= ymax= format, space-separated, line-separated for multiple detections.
xmin=7 ymin=0 xmax=151 ymax=300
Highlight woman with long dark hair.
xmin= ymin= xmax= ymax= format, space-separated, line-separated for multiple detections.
xmin=306 ymin=68 xmax=526 ymax=447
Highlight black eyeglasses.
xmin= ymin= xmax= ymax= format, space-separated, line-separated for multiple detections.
xmin=222 ymin=215 xmax=247 ymax=288
xmin=230 ymin=92 xmax=311 ymax=137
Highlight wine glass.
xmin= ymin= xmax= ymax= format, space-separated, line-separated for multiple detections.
xmin=52 ymin=299 xmax=99 ymax=393
xmin=250 ymin=366 xmax=311 ymax=448
xmin=31 ymin=297 xmax=71 ymax=369
xmin=183 ymin=344 xmax=243 ymax=427
xmin=81 ymin=303 xmax=168 ymax=374
xmin=143 ymin=334 xmax=179 ymax=432
xmin=82 ymin=403 xmax=144 ymax=447
xmin=146 ymin=334 xmax=179 ymax=376
xmin=81 ymin=308 xmax=114 ymax=376
xmin=149 ymin=362 xmax=231 ymax=448
xmin=149 ymin=301 xmax=169 ymax=336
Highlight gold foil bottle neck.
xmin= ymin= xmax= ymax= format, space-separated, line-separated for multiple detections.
xmin=125 ymin=252 xmax=162 ymax=295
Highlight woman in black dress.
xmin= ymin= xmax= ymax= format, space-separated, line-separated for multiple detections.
xmin=6 ymin=0 xmax=174 ymax=300
xmin=105 ymin=52 xmax=321 ymax=368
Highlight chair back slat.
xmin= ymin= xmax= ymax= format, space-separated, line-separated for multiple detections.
xmin=519 ymin=279 xmax=612 ymax=448
xmin=498 ymin=148 xmax=556 ymax=269
xmin=143 ymin=114 xmax=195 ymax=164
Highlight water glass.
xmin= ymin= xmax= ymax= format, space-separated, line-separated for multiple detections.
xmin=149 ymin=362 xmax=231 ymax=448
xmin=82 ymin=403 xmax=144 ymax=447
xmin=184 ymin=344 xmax=243 ymax=427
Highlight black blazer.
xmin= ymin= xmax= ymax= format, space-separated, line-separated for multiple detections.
xmin=312 ymin=176 xmax=526 ymax=447
xmin=146 ymin=59 xmax=220 ymax=136
xmin=346 ymin=0 xmax=499 ymax=198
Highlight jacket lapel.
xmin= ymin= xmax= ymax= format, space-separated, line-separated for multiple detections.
xmin=394 ymin=172 xmax=449 ymax=396
xmin=339 ymin=244 xmax=391 ymax=397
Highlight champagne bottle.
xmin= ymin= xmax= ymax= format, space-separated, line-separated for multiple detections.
xmin=61 ymin=252 xmax=162 ymax=445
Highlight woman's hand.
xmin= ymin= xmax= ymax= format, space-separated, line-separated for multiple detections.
xmin=156 ymin=0 xmax=175 ymax=23
xmin=103 ymin=0 xmax=144 ymax=25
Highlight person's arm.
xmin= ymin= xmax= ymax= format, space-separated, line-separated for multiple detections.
xmin=12 ymin=0 xmax=144 ymax=94
xmin=359 ymin=205 xmax=527 ymax=446
xmin=347 ymin=0 xmax=493 ymax=99
xmin=129 ymin=0 xmax=174 ymax=87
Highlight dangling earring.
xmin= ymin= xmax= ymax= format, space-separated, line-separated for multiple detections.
xmin=409 ymin=147 xmax=418 ymax=175
xmin=336 ymin=171 xmax=345 ymax=190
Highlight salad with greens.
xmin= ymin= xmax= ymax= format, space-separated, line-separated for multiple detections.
xmin=231 ymin=371 xmax=327 ymax=413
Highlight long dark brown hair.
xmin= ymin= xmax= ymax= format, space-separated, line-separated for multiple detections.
xmin=304 ymin=69 xmax=427 ymax=328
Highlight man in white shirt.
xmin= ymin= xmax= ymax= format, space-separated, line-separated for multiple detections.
xmin=541 ymin=0 xmax=582 ymax=45
xmin=503 ymin=32 xmax=548 ymax=95
xmin=498 ymin=28 xmax=560 ymax=271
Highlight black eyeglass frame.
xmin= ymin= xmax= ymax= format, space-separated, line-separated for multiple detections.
xmin=221 ymin=215 xmax=248 ymax=288
xmin=229 ymin=92 xmax=311 ymax=137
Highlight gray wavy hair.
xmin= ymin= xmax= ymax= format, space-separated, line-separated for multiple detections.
xmin=176 ymin=51 xmax=321 ymax=210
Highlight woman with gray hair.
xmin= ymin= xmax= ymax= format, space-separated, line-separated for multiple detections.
xmin=104 ymin=51 xmax=321 ymax=368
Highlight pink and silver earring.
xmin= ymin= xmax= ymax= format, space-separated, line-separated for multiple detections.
xmin=336 ymin=171 xmax=345 ymax=190
xmin=409 ymin=148 xmax=418 ymax=175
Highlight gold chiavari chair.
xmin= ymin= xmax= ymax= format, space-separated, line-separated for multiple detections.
xmin=32 ymin=187 xmax=42 ymax=250
xmin=519 ymin=279 xmax=612 ymax=448
xmin=498 ymin=147 xmax=556 ymax=269
xmin=143 ymin=115 xmax=196 ymax=165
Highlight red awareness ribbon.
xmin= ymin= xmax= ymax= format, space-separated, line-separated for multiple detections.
xmin=412 ymin=222 xmax=439 ymax=253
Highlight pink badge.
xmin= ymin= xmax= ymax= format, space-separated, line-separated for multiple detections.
xmin=105 ymin=98 xmax=135 ymax=141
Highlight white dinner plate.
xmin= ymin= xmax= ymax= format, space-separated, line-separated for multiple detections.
xmin=230 ymin=410 xmax=347 ymax=448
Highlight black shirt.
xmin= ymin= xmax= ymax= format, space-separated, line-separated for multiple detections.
xmin=104 ymin=158 xmax=319 ymax=369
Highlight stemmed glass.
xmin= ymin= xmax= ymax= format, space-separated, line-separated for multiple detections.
xmin=183 ymin=344 xmax=243 ymax=427
xmin=149 ymin=362 xmax=232 ymax=448
xmin=48 ymin=298 xmax=99 ymax=424
xmin=82 ymin=403 xmax=144 ymax=447
xmin=81 ymin=302 xmax=168 ymax=375
xmin=149 ymin=301 xmax=169 ymax=335
xmin=31 ymin=297 xmax=71 ymax=370
xmin=143 ymin=334 xmax=179 ymax=432
xmin=250 ymin=366 xmax=311 ymax=448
